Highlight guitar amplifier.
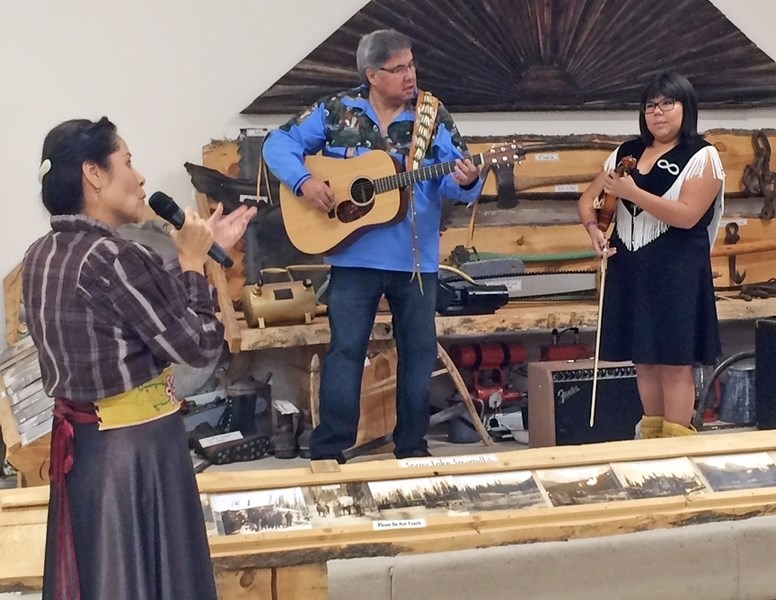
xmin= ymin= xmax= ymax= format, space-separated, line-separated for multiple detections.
xmin=527 ymin=359 xmax=642 ymax=447
xmin=756 ymin=318 xmax=776 ymax=429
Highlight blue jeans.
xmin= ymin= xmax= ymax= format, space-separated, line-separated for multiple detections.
xmin=310 ymin=267 xmax=438 ymax=459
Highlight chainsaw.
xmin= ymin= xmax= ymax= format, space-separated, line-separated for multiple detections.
xmin=440 ymin=257 xmax=597 ymax=300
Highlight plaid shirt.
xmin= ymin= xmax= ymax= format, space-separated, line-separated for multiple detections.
xmin=22 ymin=215 xmax=223 ymax=403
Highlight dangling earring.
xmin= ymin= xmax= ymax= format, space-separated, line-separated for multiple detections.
xmin=94 ymin=187 xmax=101 ymax=202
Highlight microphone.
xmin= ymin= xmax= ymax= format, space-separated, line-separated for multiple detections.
xmin=148 ymin=192 xmax=234 ymax=268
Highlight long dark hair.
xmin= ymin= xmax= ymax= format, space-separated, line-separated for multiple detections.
xmin=638 ymin=72 xmax=700 ymax=147
xmin=39 ymin=117 xmax=119 ymax=215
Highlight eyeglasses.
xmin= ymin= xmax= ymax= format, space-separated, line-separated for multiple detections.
xmin=379 ymin=60 xmax=418 ymax=76
xmin=643 ymin=98 xmax=676 ymax=114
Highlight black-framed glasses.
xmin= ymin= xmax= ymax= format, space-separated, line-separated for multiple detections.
xmin=379 ymin=60 xmax=418 ymax=76
xmin=643 ymin=98 xmax=676 ymax=114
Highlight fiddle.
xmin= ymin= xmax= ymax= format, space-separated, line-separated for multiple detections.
xmin=595 ymin=155 xmax=637 ymax=232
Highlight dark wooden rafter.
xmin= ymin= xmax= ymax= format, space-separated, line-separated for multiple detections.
xmin=243 ymin=0 xmax=776 ymax=114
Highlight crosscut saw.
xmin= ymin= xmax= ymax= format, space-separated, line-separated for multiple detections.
xmin=440 ymin=257 xmax=597 ymax=300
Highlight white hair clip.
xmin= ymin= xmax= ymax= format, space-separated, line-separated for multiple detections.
xmin=38 ymin=159 xmax=52 ymax=184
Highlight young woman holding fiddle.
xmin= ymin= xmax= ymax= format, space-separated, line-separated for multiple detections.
xmin=578 ymin=72 xmax=724 ymax=438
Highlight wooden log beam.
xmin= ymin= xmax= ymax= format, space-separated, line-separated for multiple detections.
xmin=235 ymin=295 xmax=776 ymax=351
xmin=213 ymin=564 xmax=327 ymax=600
xmin=5 ymin=431 xmax=776 ymax=592
xmin=711 ymin=239 xmax=776 ymax=257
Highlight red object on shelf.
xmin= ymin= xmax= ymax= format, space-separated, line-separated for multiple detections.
xmin=449 ymin=342 xmax=526 ymax=369
xmin=540 ymin=327 xmax=593 ymax=361
xmin=449 ymin=343 xmax=526 ymax=411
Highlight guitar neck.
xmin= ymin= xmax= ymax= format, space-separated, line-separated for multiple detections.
xmin=374 ymin=153 xmax=486 ymax=193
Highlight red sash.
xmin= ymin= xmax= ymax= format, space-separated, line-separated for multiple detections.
xmin=49 ymin=398 xmax=98 ymax=600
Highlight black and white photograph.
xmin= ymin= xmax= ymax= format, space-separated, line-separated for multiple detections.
xmin=199 ymin=494 xmax=219 ymax=537
xmin=453 ymin=471 xmax=548 ymax=511
xmin=302 ymin=482 xmax=380 ymax=526
xmin=210 ymin=487 xmax=312 ymax=536
xmin=535 ymin=465 xmax=629 ymax=507
xmin=611 ymin=457 xmax=708 ymax=499
xmin=368 ymin=476 xmax=468 ymax=518
xmin=693 ymin=452 xmax=776 ymax=492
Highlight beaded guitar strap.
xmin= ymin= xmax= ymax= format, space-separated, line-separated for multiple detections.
xmin=407 ymin=90 xmax=439 ymax=292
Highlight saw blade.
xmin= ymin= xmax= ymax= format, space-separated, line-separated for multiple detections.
xmin=442 ymin=270 xmax=597 ymax=299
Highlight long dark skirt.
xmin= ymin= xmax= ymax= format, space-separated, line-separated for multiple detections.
xmin=42 ymin=411 xmax=217 ymax=600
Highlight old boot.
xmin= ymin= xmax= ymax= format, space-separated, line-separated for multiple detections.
xmin=635 ymin=415 xmax=664 ymax=439
xmin=663 ymin=421 xmax=697 ymax=437
xmin=271 ymin=412 xmax=298 ymax=459
xmin=224 ymin=378 xmax=260 ymax=434
xmin=223 ymin=374 xmax=273 ymax=436
xmin=296 ymin=409 xmax=313 ymax=459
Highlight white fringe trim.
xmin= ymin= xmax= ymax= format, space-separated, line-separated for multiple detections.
xmin=615 ymin=145 xmax=725 ymax=251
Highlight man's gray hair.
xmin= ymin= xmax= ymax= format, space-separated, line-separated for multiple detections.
xmin=356 ymin=29 xmax=412 ymax=84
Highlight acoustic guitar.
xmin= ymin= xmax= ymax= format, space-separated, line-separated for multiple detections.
xmin=279 ymin=145 xmax=523 ymax=255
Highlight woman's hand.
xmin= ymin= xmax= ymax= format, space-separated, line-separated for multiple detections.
xmin=171 ymin=208 xmax=215 ymax=273
xmin=208 ymin=203 xmax=258 ymax=251
xmin=585 ymin=223 xmax=617 ymax=258
xmin=603 ymin=171 xmax=639 ymax=203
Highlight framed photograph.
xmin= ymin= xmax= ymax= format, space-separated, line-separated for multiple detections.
xmin=693 ymin=452 xmax=776 ymax=492
xmin=611 ymin=457 xmax=708 ymax=499
xmin=210 ymin=487 xmax=311 ymax=536
xmin=368 ymin=476 xmax=468 ymax=519
xmin=453 ymin=471 xmax=548 ymax=511
xmin=535 ymin=464 xmax=629 ymax=507
xmin=302 ymin=482 xmax=380 ymax=526
xmin=199 ymin=494 xmax=219 ymax=537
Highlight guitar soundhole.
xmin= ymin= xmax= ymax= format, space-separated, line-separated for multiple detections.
xmin=350 ymin=177 xmax=375 ymax=207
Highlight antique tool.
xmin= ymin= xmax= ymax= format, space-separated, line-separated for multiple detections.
xmin=440 ymin=258 xmax=597 ymax=300
xmin=540 ymin=327 xmax=593 ymax=361
xmin=595 ymin=156 xmax=637 ymax=232
xmin=436 ymin=266 xmax=509 ymax=316
xmin=724 ymin=222 xmax=746 ymax=285
xmin=739 ymin=279 xmax=776 ymax=301
xmin=741 ymin=130 xmax=776 ymax=220
xmin=448 ymin=342 xmax=526 ymax=413
xmin=494 ymin=160 xmax=518 ymax=209
xmin=184 ymin=161 xmax=270 ymax=211
xmin=241 ymin=268 xmax=316 ymax=328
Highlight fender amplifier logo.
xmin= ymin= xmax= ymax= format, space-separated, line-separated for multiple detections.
xmin=557 ymin=385 xmax=581 ymax=405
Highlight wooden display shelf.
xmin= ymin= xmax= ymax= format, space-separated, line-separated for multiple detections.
xmin=4 ymin=431 xmax=776 ymax=598
xmin=236 ymin=295 xmax=776 ymax=352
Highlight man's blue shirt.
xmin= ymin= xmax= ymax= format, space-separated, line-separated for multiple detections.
xmin=263 ymin=86 xmax=482 ymax=273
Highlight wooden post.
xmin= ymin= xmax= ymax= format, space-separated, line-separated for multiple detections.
xmin=194 ymin=192 xmax=243 ymax=353
xmin=214 ymin=564 xmax=327 ymax=600
xmin=3 ymin=263 xmax=23 ymax=346
xmin=436 ymin=343 xmax=494 ymax=446
xmin=309 ymin=354 xmax=320 ymax=429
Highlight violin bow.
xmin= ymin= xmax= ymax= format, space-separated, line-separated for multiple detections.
xmin=589 ymin=241 xmax=609 ymax=427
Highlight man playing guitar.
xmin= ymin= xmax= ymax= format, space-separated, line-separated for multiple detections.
xmin=263 ymin=28 xmax=481 ymax=462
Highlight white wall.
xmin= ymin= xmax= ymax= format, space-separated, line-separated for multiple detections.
xmin=0 ymin=0 xmax=774 ymax=350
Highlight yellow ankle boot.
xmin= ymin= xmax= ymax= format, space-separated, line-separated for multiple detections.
xmin=662 ymin=421 xmax=697 ymax=437
xmin=636 ymin=416 xmax=664 ymax=439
